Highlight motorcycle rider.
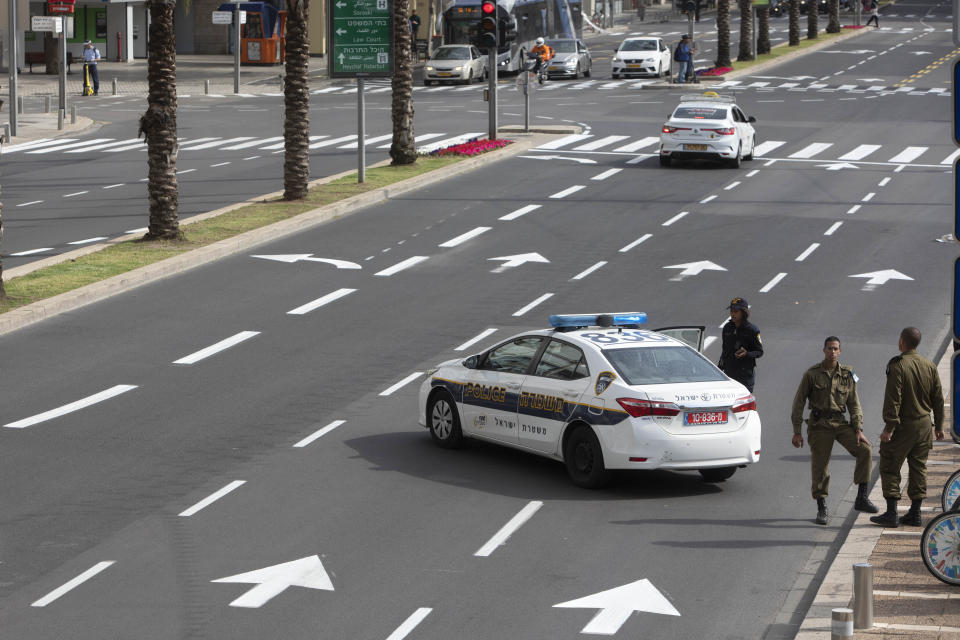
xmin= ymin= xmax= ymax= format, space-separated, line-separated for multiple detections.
xmin=529 ymin=37 xmax=555 ymax=82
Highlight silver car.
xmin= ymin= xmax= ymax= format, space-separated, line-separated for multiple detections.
xmin=424 ymin=45 xmax=488 ymax=85
xmin=546 ymin=38 xmax=592 ymax=79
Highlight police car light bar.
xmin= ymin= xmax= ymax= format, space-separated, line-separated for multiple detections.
xmin=549 ymin=313 xmax=647 ymax=329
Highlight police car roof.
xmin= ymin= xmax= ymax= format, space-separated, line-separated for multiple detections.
xmin=545 ymin=327 xmax=689 ymax=350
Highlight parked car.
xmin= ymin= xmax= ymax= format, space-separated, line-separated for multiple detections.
xmin=424 ymin=45 xmax=487 ymax=85
xmin=545 ymin=38 xmax=593 ymax=79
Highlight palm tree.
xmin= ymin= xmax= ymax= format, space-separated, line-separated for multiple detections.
xmin=715 ymin=0 xmax=732 ymax=67
xmin=737 ymin=0 xmax=754 ymax=61
xmin=807 ymin=0 xmax=819 ymax=38
xmin=0 ymin=192 xmax=5 ymax=302
xmin=283 ymin=0 xmax=310 ymax=200
xmin=138 ymin=0 xmax=182 ymax=240
xmin=390 ymin=0 xmax=416 ymax=165
xmin=827 ymin=0 xmax=840 ymax=31
xmin=757 ymin=4 xmax=771 ymax=53
xmin=789 ymin=0 xmax=801 ymax=45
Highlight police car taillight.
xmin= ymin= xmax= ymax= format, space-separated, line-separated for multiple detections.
xmin=732 ymin=394 xmax=756 ymax=413
xmin=549 ymin=313 xmax=647 ymax=329
xmin=616 ymin=398 xmax=681 ymax=417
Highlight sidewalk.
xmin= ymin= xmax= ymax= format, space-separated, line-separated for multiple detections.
xmin=796 ymin=347 xmax=960 ymax=639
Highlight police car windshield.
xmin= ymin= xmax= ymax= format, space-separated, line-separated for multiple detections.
xmin=672 ymin=106 xmax=727 ymax=119
xmin=604 ymin=346 xmax=727 ymax=385
xmin=432 ymin=47 xmax=470 ymax=60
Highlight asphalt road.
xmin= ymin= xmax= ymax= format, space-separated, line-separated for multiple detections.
xmin=0 ymin=2 xmax=955 ymax=638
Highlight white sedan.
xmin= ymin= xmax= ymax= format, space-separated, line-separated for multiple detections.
xmin=423 ymin=44 xmax=487 ymax=85
xmin=659 ymin=92 xmax=757 ymax=168
xmin=418 ymin=313 xmax=761 ymax=488
xmin=611 ymin=37 xmax=671 ymax=78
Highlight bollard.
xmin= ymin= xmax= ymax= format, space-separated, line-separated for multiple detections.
xmin=112 ymin=78 xmax=119 ymax=96
xmin=71 ymin=104 xmax=78 ymax=124
xmin=17 ymin=95 xmax=24 ymax=114
xmin=57 ymin=108 xmax=64 ymax=130
xmin=853 ymin=563 xmax=874 ymax=629
xmin=204 ymin=79 xmax=210 ymax=95
xmin=44 ymin=95 xmax=51 ymax=113
xmin=831 ymin=608 xmax=854 ymax=639
xmin=2 ymin=123 xmax=9 ymax=143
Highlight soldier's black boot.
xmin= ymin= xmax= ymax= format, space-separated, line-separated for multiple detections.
xmin=815 ymin=498 xmax=828 ymax=525
xmin=900 ymin=499 xmax=923 ymax=526
xmin=854 ymin=483 xmax=879 ymax=513
xmin=869 ymin=497 xmax=899 ymax=527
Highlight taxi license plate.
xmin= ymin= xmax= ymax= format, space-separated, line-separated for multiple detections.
xmin=438 ymin=72 xmax=452 ymax=77
xmin=684 ymin=411 xmax=727 ymax=426
xmin=627 ymin=64 xmax=644 ymax=68
xmin=684 ymin=144 xmax=708 ymax=151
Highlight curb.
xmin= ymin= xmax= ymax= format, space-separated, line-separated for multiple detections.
xmin=0 ymin=127 xmax=577 ymax=337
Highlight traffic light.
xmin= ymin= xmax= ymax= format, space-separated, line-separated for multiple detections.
xmin=477 ymin=0 xmax=498 ymax=51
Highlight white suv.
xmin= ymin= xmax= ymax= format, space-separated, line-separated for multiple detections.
xmin=659 ymin=93 xmax=757 ymax=168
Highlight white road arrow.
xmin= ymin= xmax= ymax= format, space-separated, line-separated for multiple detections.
xmin=554 ymin=579 xmax=681 ymax=635
xmin=909 ymin=51 xmax=932 ymax=55
xmin=212 ymin=556 xmax=334 ymax=608
xmin=488 ymin=252 xmax=550 ymax=273
xmin=252 ymin=254 xmax=362 ymax=269
xmin=663 ymin=260 xmax=726 ymax=280
xmin=518 ymin=154 xmax=598 ymax=164
xmin=816 ymin=162 xmax=860 ymax=171
xmin=849 ymin=269 xmax=913 ymax=290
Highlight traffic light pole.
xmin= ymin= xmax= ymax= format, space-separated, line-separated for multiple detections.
xmin=488 ymin=49 xmax=497 ymax=139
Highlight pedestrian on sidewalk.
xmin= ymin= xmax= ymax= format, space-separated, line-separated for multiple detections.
xmin=717 ymin=297 xmax=762 ymax=392
xmin=674 ymin=35 xmax=694 ymax=83
xmin=865 ymin=0 xmax=879 ymax=27
xmin=870 ymin=327 xmax=945 ymax=528
xmin=791 ymin=336 xmax=877 ymax=526
xmin=82 ymin=40 xmax=101 ymax=96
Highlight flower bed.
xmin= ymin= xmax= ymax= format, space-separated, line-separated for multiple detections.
xmin=423 ymin=137 xmax=513 ymax=157
xmin=696 ymin=66 xmax=733 ymax=76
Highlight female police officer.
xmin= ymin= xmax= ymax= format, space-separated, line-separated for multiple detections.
xmin=718 ymin=297 xmax=763 ymax=392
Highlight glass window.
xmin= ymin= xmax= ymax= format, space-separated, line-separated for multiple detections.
xmin=482 ymin=337 xmax=543 ymax=374
xmin=432 ymin=47 xmax=470 ymax=60
xmin=548 ymin=40 xmax=577 ymax=52
xmin=535 ymin=340 xmax=590 ymax=380
xmin=620 ymin=39 xmax=657 ymax=51
xmin=672 ymin=106 xmax=727 ymax=120
xmin=604 ymin=346 xmax=727 ymax=385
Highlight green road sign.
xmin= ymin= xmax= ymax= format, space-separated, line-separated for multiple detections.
xmin=329 ymin=0 xmax=394 ymax=78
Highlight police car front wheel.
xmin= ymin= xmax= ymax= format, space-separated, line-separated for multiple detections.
xmin=564 ymin=426 xmax=612 ymax=489
xmin=428 ymin=392 xmax=463 ymax=448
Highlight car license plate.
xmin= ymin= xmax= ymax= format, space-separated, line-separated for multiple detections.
xmin=684 ymin=411 xmax=727 ymax=425
xmin=548 ymin=66 xmax=559 ymax=71
xmin=684 ymin=144 xmax=708 ymax=151
xmin=438 ymin=72 xmax=451 ymax=77
xmin=627 ymin=64 xmax=643 ymax=68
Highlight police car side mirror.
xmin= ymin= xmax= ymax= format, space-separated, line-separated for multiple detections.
xmin=747 ymin=116 xmax=756 ymax=123
xmin=463 ymin=355 xmax=480 ymax=369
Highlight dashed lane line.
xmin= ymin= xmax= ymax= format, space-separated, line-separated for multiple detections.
xmin=178 ymin=480 xmax=246 ymax=517
xmin=293 ymin=420 xmax=347 ymax=448
xmin=5 ymin=384 xmax=138 ymax=429
xmin=31 ymin=562 xmax=115 ymax=607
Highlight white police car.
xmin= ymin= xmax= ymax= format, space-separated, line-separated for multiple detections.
xmin=418 ymin=313 xmax=761 ymax=488
xmin=659 ymin=92 xmax=757 ymax=168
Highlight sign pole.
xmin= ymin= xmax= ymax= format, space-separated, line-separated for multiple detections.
xmin=357 ymin=77 xmax=365 ymax=183
xmin=8 ymin=0 xmax=18 ymax=137
xmin=59 ymin=21 xmax=66 ymax=117
xmin=523 ymin=61 xmax=529 ymax=132
xmin=235 ymin=6 xmax=241 ymax=93
xmin=488 ymin=48 xmax=497 ymax=140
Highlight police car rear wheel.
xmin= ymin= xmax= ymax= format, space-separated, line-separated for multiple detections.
xmin=699 ymin=466 xmax=736 ymax=482
xmin=428 ymin=393 xmax=463 ymax=449
xmin=564 ymin=427 xmax=612 ymax=489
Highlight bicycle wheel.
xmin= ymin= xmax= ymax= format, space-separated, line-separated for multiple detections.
xmin=920 ymin=511 xmax=960 ymax=586
xmin=943 ymin=469 xmax=960 ymax=512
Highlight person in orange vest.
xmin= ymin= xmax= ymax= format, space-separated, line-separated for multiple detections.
xmin=529 ymin=37 xmax=555 ymax=80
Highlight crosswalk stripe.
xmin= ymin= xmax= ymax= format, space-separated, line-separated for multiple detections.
xmin=417 ymin=133 xmax=485 ymax=154
xmin=888 ymin=146 xmax=927 ymax=163
xmin=746 ymin=81 xmax=770 ymax=88
xmin=309 ymin=135 xmax=357 ymax=149
xmin=941 ymin=149 xmax=960 ymax=165
xmin=837 ymin=84 xmax=857 ymax=91
xmin=312 ymin=87 xmax=344 ymax=93
xmin=366 ymin=86 xmax=392 ymax=93
xmin=599 ymin=81 xmax=625 ymax=88
xmin=27 ymin=138 xmax=114 ymax=154
xmin=177 ymin=137 xmax=222 ymax=150
xmin=338 ymin=133 xmax=394 ymax=149
xmin=536 ymin=133 xmax=592 ymax=150
xmin=65 ymin=138 xmax=142 ymax=153
xmin=573 ymin=135 xmax=630 ymax=151
xmin=753 ymin=140 xmax=786 ymax=157
xmin=3 ymin=138 xmax=60 ymax=153
xmin=103 ymin=141 xmax=148 ymax=152
xmin=182 ymin=136 xmax=256 ymax=151
xmin=613 ymin=136 xmax=658 ymax=152
xmin=377 ymin=132 xmax=446 ymax=149
xmin=867 ymin=86 xmax=885 ymax=91
xmin=261 ymin=135 xmax=328 ymax=150
xmin=222 ymin=136 xmax=284 ymax=150
xmin=839 ymin=144 xmax=881 ymax=161
xmin=789 ymin=142 xmax=832 ymax=158
xmin=777 ymin=82 xmax=800 ymax=88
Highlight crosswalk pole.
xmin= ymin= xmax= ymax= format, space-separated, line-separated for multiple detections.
xmin=358 ymin=77 xmax=365 ymax=183
xmin=523 ymin=60 xmax=530 ymax=132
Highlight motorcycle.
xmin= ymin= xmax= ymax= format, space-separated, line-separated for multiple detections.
xmin=525 ymin=51 xmax=549 ymax=85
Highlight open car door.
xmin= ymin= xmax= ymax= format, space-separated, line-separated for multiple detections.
xmin=654 ymin=325 xmax=706 ymax=352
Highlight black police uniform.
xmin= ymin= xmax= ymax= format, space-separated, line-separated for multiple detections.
xmin=718 ymin=317 xmax=763 ymax=392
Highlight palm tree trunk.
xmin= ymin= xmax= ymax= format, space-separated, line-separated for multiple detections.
xmin=757 ymin=4 xmax=770 ymax=53
xmin=827 ymin=0 xmax=840 ymax=31
xmin=807 ymin=0 xmax=819 ymax=38
xmin=789 ymin=0 xmax=801 ymax=44
xmin=283 ymin=0 xmax=310 ymax=200
xmin=737 ymin=0 xmax=754 ymax=61
xmin=139 ymin=0 xmax=181 ymax=240
xmin=0 ymin=189 xmax=5 ymax=302
xmin=715 ymin=0 xmax=731 ymax=67
xmin=390 ymin=0 xmax=416 ymax=165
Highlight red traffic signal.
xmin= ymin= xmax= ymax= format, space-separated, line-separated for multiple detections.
xmin=481 ymin=0 xmax=496 ymax=14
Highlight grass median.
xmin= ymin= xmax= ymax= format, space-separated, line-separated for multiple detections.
xmin=704 ymin=27 xmax=857 ymax=75
xmin=0 ymin=155 xmax=465 ymax=314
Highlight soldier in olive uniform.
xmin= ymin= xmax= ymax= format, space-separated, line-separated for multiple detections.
xmin=870 ymin=327 xmax=945 ymax=527
xmin=791 ymin=336 xmax=877 ymax=525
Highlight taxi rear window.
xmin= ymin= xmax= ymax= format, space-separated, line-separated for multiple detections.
xmin=672 ymin=106 xmax=727 ymax=120
xmin=604 ymin=346 xmax=726 ymax=385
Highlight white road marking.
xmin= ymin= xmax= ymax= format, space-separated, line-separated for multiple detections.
xmin=536 ymin=133 xmax=592 ymax=149
xmin=176 ymin=169 xmax=197 ymax=175
xmin=572 ymin=261 xmax=607 ymax=280
xmin=177 ymin=137 xmax=222 ymax=149
xmin=795 ymin=242 xmax=820 ymax=262
xmin=386 ymin=608 xmax=433 ymax=640
xmin=31 ymin=562 xmax=115 ymax=607
xmin=438 ymin=226 xmax=491 ymax=248
xmin=724 ymin=181 xmax=740 ymax=190
xmin=888 ymin=146 xmax=927 ymax=163
xmin=293 ymin=420 xmax=346 ymax=448
xmin=309 ymin=135 xmax=358 ymax=148
xmin=103 ymin=183 xmax=125 ymax=189
xmin=212 ymin=556 xmax=334 ymax=608
xmin=746 ymin=169 xmax=759 ymax=177
xmin=211 ymin=162 xmax=231 ymax=167
xmin=662 ymin=211 xmax=688 ymax=226
xmin=376 ymin=132 xmax=445 ymax=149
xmin=752 ymin=141 xmax=786 ymax=157
xmin=416 ymin=133 xmax=484 ymax=154
xmin=861 ymin=192 xmax=875 ymax=202
xmin=941 ymin=149 xmax=960 ymax=165
xmin=550 ymin=185 xmax=586 ymax=199
xmin=789 ymin=142 xmax=832 ymax=158
xmin=65 ymin=138 xmax=141 ymax=153
xmin=374 ymin=256 xmax=429 ymax=276
xmin=878 ymin=177 xmax=891 ymax=186
xmin=620 ymin=233 xmax=652 ymax=252
xmin=16 ymin=200 xmax=43 ymax=207
xmin=591 ymin=168 xmax=623 ymax=180
xmin=703 ymin=336 xmax=717 ymax=350
xmin=183 ymin=137 xmax=255 ymax=150
xmin=500 ymin=204 xmax=541 ymax=220
xmin=455 ymin=328 xmax=498 ymax=352
xmin=839 ymin=144 xmax=881 ymax=161
xmin=338 ymin=133 xmax=395 ymax=149
xmin=287 ymin=288 xmax=357 ymax=315
xmin=759 ymin=272 xmax=787 ymax=293
xmin=261 ymin=135 xmax=328 ymax=150
xmin=824 ymin=221 xmax=843 ymax=236
xmin=63 ymin=191 xmax=89 ymax=198
xmin=10 ymin=248 xmax=53 ymax=256
xmin=179 ymin=480 xmax=246 ymax=517
xmin=613 ymin=137 xmax=658 ymax=152
xmin=2 ymin=138 xmax=61 ymax=153
xmin=475 ymin=500 xmax=543 ymax=557
xmin=573 ymin=135 xmax=630 ymax=151
xmin=847 ymin=205 xmax=861 ymax=214
xmin=5 ymin=384 xmax=138 ymax=429
xmin=379 ymin=372 xmax=424 ymax=396
xmin=626 ymin=154 xmax=652 ymax=165
xmin=700 ymin=195 xmax=717 ymax=203
xmin=67 ymin=237 xmax=108 ymax=245
xmin=173 ymin=331 xmax=260 ymax=365
xmin=513 ymin=293 xmax=554 ymax=317
xmin=125 ymin=227 xmax=148 ymax=234
xmin=27 ymin=138 xmax=115 ymax=154
xmin=222 ymin=136 xmax=283 ymax=150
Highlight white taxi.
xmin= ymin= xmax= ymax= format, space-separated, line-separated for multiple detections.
xmin=418 ymin=313 xmax=761 ymax=488
xmin=659 ymin=92 xmax=757 ymax=168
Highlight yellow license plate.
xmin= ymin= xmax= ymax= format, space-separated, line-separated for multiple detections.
xmin=548 ymin=66 xmax=560 ymax=71
xmin=684 ymin=144 xmax=708 ymax=151
xmin=438 ymin=72 xmax=452 ymax=77
xmin=627 ymin=64 xmax=643 ymax=68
